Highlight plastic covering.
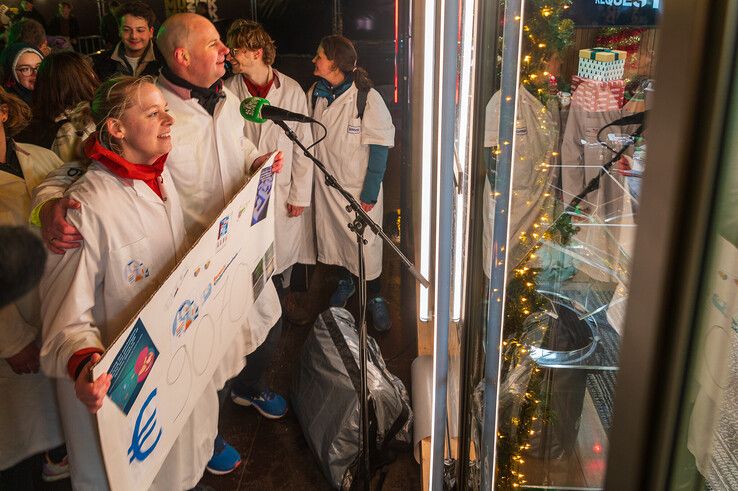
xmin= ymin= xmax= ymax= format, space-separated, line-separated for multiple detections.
xmin=292 ymin=307 xmax=413 ymax=489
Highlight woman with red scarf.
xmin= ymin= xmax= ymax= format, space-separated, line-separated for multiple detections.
xmin=40 ymin=76 xmax=219 ymax=490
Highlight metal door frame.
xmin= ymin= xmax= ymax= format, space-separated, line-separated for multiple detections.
xmin=606 ymin=0 xmax=738 ymax=488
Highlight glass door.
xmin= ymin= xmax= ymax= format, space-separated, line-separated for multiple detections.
xmin=664 ymin=22 xmax=738 ymax=491
xmin=452 ymin=0 xmax=665 ymax=489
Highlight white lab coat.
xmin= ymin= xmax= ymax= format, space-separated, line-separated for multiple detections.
xmin=158 ymin=75 xmax=281 ymax=380
xmin=0 ymin=142 xmax=64 ymax=470
xmin=39 ymin=162 xmax=217 ymax=490
xmin=225 ymin=70 xmax=316 ymax=275
xmin=482 ymin=87 xmax=557 ymax=278
xmin=307 ymin=82 xmax=395 ymax=280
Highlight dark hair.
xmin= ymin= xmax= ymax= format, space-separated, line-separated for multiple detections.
xmin=117 ymin=1 xmax=156 ymax=29
xmin=0 ymin=88 xmax=32 ymax=137
xmin=319 ymin=35 xmax=372 ymax=91
xmin=6 ymin=18 xmax=46 ymax=49
xmin=32 ymin=51 xmax=99 ymax=123
xmin=227 ymin=20 xmax=276 ymax=66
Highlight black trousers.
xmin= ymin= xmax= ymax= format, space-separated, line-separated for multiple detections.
xmin=231 ymin=316 xmax=283 ymax=397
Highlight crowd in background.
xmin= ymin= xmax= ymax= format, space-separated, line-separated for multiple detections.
xmin=0 ymin=0 xmax=394 ymax=489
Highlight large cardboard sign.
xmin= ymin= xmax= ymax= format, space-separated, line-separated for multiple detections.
xmin=91 ymin=157 xmax=276 ymax=490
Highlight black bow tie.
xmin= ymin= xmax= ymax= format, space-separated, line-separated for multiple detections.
xmin=161 ymin=65 xmax=225 ymax=116
xmin=190 ymin=84 xmax=225 ymax=116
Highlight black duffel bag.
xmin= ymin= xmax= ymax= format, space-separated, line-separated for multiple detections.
xmin=292 ymin=307 xmax=413 ymax=490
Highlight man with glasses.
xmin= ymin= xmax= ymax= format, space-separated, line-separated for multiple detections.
xmin=91 ymin=0 xmax=160 ymax=82
xmin=225 ymin=20 xmax=316 ymax=326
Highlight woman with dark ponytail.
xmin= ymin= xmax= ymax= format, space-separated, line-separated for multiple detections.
xmin=308 ymin=35 xmax=395 ymax=332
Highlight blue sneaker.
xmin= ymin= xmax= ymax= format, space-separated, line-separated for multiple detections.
xmin=206 ymin=440 xmax=241 ymax=475
xmin=368 ymin=297 xmax=392 ymax=332
xmin=231 ymin=389 xmax=288 ymax=419
xmin=329 ymin=277 xmax=356 ymax=307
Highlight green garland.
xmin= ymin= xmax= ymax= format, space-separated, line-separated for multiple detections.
xmin=496 ymin=257 xmax=549 ymax=489
xmin=520 ymin=0 xmax=575 ymax=102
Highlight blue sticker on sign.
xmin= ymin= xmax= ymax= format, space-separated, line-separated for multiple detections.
xmin=252 ymin=166 xmax=273 ymax=225
xmin=128 ymin=388 xmax=162 ymax=463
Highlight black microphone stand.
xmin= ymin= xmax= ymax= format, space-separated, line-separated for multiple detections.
xmin=274 ymin=120 xmax=429 ymax=491
xmin=567 ymin=122 xmax=645 ymax=212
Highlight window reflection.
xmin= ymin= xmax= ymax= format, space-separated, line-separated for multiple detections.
xmin=466 ymin=1 xmax=660 ymax=488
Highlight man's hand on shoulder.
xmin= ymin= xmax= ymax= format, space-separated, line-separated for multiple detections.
xmin=40 ymin=197 xmax=83 ymax=254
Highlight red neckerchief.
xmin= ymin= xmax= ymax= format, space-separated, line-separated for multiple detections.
xmin=84 ymin=133 xmax=168 ymax=200
xmin=243 ymin=70 xmax=278 ymax=99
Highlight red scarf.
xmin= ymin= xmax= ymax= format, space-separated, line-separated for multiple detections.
xmin=243 ymin=71 xmax=277 ymax=99
xmin=84 ymin=133 xmax=168 ymax=200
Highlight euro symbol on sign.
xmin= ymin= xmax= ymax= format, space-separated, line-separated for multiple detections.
xmin=128 ymin=388 xmax=163 ymax=463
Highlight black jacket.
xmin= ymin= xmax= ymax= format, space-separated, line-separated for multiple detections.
xmin=47 ymin=14 xmax=80 ymax=41
xmin=91 ymin=41 xmax=161 ymax=82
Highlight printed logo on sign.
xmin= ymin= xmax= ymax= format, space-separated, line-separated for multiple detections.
xmin=213 ymin=253 xmax=237 ymax=286
xmin=125 ymin=260 xmax=149 ymax=285
xmin=172 ymin=299 xmax=199 ymax=337
xmin=347 ymin=124 xmax=361 ymax=135
xmin=217 ymin=216 xmax=230 ymax=250
xmin=128 ymin=388 xmax=162 ymax=464
xmin=251 ymin=167 xmax=273 ymax=225
xmin=201 ymin=283 xmax=212 ymax=303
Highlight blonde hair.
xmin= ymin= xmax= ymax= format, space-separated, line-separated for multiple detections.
xmin=0 ymin=87 xmax=31 ymax=137
xmin=81 ymin=75 xmax=155 ymax=154
xmin=226 ymin=19 xmax=276 ymax=66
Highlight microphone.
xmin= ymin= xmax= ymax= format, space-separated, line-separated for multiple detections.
xmin=240 ymin=97 xmax=314 ymax=124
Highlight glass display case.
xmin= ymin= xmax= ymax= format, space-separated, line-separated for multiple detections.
xmin=413 ymin=0 xmax=738 ymax=489
xmin=439 ymin=0 xmax=663 ymax=488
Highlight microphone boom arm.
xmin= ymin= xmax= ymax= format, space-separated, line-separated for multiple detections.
xmin=274 ymin=120 xmax=430 ymax=288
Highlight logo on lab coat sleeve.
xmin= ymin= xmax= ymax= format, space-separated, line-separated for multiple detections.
xmin=347 ymin=124 xmax=361 ymax=134
xmin=125 ymin=260 xmax=149 ymax=285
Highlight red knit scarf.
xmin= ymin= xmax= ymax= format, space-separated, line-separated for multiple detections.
xmin=84 ymin=133 xmax=168 ymax=199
